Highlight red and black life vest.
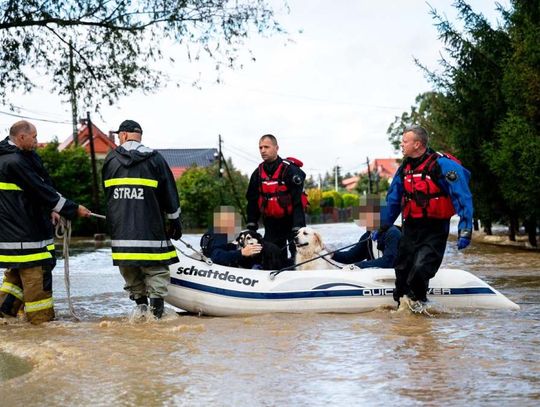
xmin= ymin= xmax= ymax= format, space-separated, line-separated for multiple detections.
xmin=257 ymin=157 xmax=308 ymax=219
xmin=401 ymin=152 xmax=457 ymax=220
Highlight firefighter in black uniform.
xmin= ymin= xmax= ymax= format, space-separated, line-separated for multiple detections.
xmin=102 ymin=120 xmax=182 ymax=318
xmin=0 ymin=120 xmax=91 ymax=324
xmin=246 ymin=134 xmax=307 ymax=264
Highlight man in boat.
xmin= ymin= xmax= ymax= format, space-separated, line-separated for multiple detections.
xmin=383 ymin=125 xmax=473 ymax=313
xmin=0 ymin=120 xmax=91 ymax=324
xmin=102 ymin=120 xmax=181 ymax=319
xmin=202 ymin=206 xmax=263 ymax=268
xmin=332 ymin=195 xmax=401 ymax=269
xmin=245 ymin=134 xmax=307 ymax=264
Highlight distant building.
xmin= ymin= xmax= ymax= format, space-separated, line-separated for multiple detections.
xmin=341 ymin=158 xmax=401 ymax=191
xmin=367 ymin=158 xmax=400 ymax=180
xmin=56 ymin=121 xmax=217 ymax=179
xmin=156 ymin=148 xmax=218 ymax=179
xmin=58 ymin=120 xmax=117 ymax=159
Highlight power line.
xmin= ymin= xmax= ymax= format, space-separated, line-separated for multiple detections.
xmin=8 ymin=104 xmax=68 ymax=120
xmin=168 ymin=72 xmax=405 ymax=111
xmin=0 ymin=109 xmax=71 ymax=125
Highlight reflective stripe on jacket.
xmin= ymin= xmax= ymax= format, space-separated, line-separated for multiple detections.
xmin=0 ymin=137 xmax=79 ymax=268
xmin=102 ymin=143 xmax=180 ymax=267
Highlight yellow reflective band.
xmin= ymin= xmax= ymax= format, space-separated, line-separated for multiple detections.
xmin=46 ymin=244 xmax=55 ymax=251
xmin=104 ymin=178 xmax=158 ymax=188
xmin=0 ymin=282 xmax=23 ymax=301
xmin=25 ymin=297 xmax=54 ymax=313
xmin=0 ymin=252 xmax=52 ymax=263
xmin=0 ymin=182 xmax=22 ymax=191
xmin=112 ymin=250 xmax=177 ymax=261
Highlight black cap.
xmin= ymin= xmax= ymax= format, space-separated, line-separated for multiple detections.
xmin=115 ymin=119 xmax=143 ymax=134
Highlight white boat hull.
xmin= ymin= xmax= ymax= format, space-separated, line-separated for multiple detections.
xmin=166 ymin=258 xmax=520 ymax=316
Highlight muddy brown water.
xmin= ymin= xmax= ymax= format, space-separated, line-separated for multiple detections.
xmin=0 ymin=223 xmax=539 ymax=406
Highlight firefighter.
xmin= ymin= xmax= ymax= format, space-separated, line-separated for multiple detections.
xmin=245 ymin=134 xmax=307 ymax=264
xmin=102 ymin=119 xmax=181 ymax=319
xmin=384 ymin=125 xmax=473 ymax=313
xmin=0 ymin=120 xmax=91 ymax=324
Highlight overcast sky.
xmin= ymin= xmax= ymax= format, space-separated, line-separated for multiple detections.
xmin=0 ymin=0 xmax=509 ymax=179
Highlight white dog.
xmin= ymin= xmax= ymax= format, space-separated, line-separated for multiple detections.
xmin=294 ymin=227 xmax=339 ymax=270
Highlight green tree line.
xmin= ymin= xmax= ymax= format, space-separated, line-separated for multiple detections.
xmin=387 ymin=0 xmax=539 ymax=246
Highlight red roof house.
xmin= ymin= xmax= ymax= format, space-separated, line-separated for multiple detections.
xmin=58 ymin=120 xmax=117 ymax=159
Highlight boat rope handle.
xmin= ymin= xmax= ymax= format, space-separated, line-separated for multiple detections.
xmin=172 ymin=238 xmax=213 ymax=266
xmin=269 ymin=238 xmax=369 ymax=280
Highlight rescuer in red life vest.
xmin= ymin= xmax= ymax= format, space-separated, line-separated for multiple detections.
xmin=245 ymin=134 xmax=307 ymax=264
xmin=383 ymin=125 xmax=473 ymax=313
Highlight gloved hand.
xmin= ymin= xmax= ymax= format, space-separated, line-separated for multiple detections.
xmin=246 ymin=222 xmax=258 ymax=232
xmin=371 ymin=231 xmax=379 ymax=241
xmin=167 ymin=218 xmax=182 ymax=240
xmin=457 ymin=237 xmax=470 ymax=250
xmin=291 ymin=226 xmax=301 ymax=237
xmin=457 ymin=229 xmax=472 ymax=250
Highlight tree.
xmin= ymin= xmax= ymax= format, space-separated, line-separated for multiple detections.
xmin=177 ymin=160 xmax=248 ymax=229
xmin=0 ymin=0 xmax=284 ymax=112
xmin=37 ymin=139 xmax=96 ymax=234
xmin=354 ymin=173 xmax=389 ymax=195
xmin=489 ymin=0 xmax=540 ymax=246
xmin=386 ymin=91 xmax=455 ymax=153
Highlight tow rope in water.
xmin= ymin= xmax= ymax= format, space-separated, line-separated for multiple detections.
xmin=55 ymin=217 xmax=80 ymax=321
xmin=54 ymin=212 xmax=106 ymax=321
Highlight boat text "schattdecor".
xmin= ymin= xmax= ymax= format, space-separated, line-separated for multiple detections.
xmin=176 ymin=266 xmax=260 ymax=287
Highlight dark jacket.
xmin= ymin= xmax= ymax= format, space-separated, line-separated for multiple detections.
xmin=332 ymin=226 xmax=401 ymax=269
xmin=207 ymin=233 xmax=243 ymax=267
xmin=246 ymin=156 xmax=306 ymax=229
xmin=102 ymin=141 xmax=180 ymax=267
xmin=0 ymin=137 xmax=78 ymax=268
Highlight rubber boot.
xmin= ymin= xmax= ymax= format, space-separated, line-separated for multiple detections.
xmin=150 ymin=298 xmax=164 ymax=319
xmin=135 ymin=296 xmax=148 ymax=306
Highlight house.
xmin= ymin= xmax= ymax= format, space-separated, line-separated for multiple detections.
xmin=57 ymin=120 xmax=217 ymax=178
xmin=156 ymin=148 xmax=218 ymax=179
xmin=58 ymin=119 xmax=117 ymax=159
xmin=367 ymin=158 xmax=401 ymax=180
xmin=341 ymin=158 xmax=401 ymax=191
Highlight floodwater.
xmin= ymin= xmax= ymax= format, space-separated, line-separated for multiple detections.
xmin=0 ymin=223 xmax=539 ymax=406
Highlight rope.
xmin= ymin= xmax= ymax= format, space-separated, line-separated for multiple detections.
xmin=172 ymin=238 xmax=213 ymax=265
xmin=55 ymin=217 xmax=80 ymax=321
xmin=269 ymin=238 xmax=368 ymax=279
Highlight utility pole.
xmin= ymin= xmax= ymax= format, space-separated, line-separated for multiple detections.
xmin=366 ymin=157 xmax=372 ymax=194
xmin=86 ymin=112 xmax=100 ymax=213
xmin=334 ymin=157 xmax=340 ymax=192
xmin=68 ymin=41 xmax=78 ymax=146
xmin=218 ymin=134 xmax=223 ymax=177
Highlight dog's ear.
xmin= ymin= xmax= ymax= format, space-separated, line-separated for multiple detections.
xmin=313 ymin=231 xmax=323 ymax=250
xmin=234 ymin=232 xmax=246 ymax=247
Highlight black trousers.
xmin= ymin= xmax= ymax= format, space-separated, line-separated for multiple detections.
xmin=394 ymin=218 xmax=449 ymax=302
xmin=263 ymin=216 xmax=296 ymax=264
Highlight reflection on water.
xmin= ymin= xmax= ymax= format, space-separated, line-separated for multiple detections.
xmin=0 ymin=223 xmax=539 ymax=406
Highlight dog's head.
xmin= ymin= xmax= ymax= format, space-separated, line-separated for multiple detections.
xmin=294 ymin=226 xmax=324 ymax=253
xmin=235 ymin=230 xmax=263 ymax=248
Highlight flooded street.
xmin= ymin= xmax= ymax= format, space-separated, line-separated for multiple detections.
xmin=0 ymin=223 xmax=539 ymax=406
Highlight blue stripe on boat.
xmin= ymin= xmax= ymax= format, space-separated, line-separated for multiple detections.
xmin=170 ymin=277 xmax=495 ymax=300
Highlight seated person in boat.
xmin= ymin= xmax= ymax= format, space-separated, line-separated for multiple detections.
xmin=332 ymin=195 xmax=401 ymax=269
xmin=202 ymin=206 xmax=263 ymax=268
